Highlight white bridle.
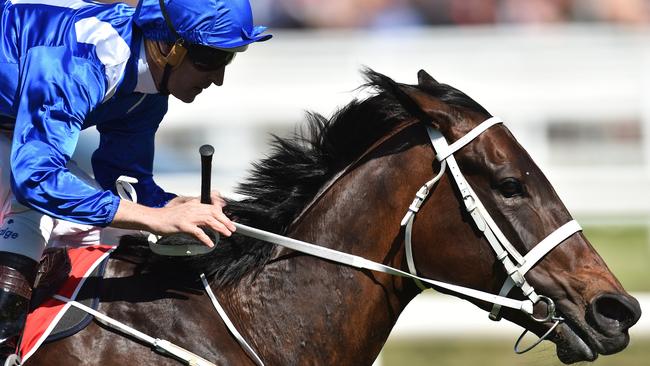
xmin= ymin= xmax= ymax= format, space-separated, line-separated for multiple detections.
xmin=401 ymin=116 xmax=581 ymax=352
xmin=65 ymin=117 xmax=582 ymax=366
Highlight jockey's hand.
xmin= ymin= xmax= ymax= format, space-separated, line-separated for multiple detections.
xmin=111 ymin=190 xmax=235 ymax=248
xmin=165 ymin=190 xmax=226 ymax=208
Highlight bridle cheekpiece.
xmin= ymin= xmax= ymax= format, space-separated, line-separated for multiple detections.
xmin=400 ymin=116 xmax=582 ymax=353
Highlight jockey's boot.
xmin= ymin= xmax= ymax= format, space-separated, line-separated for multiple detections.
xmin=0 ymin=252 xmax=38 ymax=365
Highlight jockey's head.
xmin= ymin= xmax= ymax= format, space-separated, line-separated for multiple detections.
xmin=134 ymin=0 xmax=271 ymax=99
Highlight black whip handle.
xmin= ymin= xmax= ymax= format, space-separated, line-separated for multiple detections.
xmin=199 ymin=144 xmax=214 ymax=204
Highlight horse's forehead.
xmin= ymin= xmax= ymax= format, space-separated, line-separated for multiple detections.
xmin=445 ymin=109 xmax=489 ymax=135
xmin=467 ymin=125 xmax=529 ymax=167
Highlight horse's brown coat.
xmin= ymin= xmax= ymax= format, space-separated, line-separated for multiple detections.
xmin=27 ymin=70 xmax=640 ymax=365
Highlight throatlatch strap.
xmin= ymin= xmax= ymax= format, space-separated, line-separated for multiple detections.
xmin=404 ymin=219 xmax=426 ymax=291
xmin=401 ymin=160 xmax=448 ymax=291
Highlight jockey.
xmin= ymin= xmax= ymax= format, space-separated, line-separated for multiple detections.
xmin=0 ymin=0 xmax=271 ymax=364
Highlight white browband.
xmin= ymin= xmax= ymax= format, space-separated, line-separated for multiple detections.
xmin=434 ymin=116 xmax=503 ymax=161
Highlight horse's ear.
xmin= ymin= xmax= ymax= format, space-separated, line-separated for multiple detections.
xmin=417 ymin=70 xmax=438 ymax=87
xmin=393 ymin=84 xmax=450 ymax=130
xmin=385 ymin=83 xmax=432 ymax=123
xmin=363 ymin=68 xmax=449 ymax=129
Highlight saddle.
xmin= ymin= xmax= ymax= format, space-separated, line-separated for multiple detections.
xmin=30 ymin=248 xmax=71 ymax=310
xmin=28 ymin=247 xmax=107 ymax=343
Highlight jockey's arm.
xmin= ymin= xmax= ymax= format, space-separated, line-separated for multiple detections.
xmin=91 ymin=94 xmax=177 ymax=209
xmin=12 ymin=47 xmax=233 ymax=246
xmin=11 ymin=47 xmax=120 ymax=226
xmin=90 ymin=92 xmax=235 ymax=247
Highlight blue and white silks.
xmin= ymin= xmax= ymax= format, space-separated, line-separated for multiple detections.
xmin=0 ymin=0 xmax=271 ymax=227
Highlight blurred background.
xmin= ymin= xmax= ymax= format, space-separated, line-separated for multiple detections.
xmin=88 ymin=1 xmax=650 ymax=365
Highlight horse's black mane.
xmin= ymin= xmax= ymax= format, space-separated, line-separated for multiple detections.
xmin=115 ymin=69 xmax=489 ymax=287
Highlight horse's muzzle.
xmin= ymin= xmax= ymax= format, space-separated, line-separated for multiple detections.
xmin=586 ymin=293 xmax=641 ymax=338
xmin=554 ymin=292 xmax=642 ymax=363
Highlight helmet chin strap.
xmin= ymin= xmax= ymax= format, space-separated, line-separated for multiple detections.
xmin=147 ymin=0 xmax=191 ymax=95
xmin=144 ymin=39 xmax=188 ymax=95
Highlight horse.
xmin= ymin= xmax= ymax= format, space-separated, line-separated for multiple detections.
xmin=26 ymin=69 xmax=641 ymax=365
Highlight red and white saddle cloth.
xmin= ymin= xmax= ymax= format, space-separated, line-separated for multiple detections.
xmin=20 ymin=245 xmax=116 ymax=362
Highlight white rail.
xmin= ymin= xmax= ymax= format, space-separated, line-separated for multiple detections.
xmin=142 ymin=26 xmax=650 ymax=218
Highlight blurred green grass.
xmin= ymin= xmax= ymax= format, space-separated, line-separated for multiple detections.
xmin=583 ymin=225 xmax=650 ymax=292
xmin=381 ymin=224 xmax=649 ymax=365
xmin=382 ymin=337 xmax=650 ymax=366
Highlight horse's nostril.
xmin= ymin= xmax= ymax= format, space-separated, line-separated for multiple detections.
xmin=587 ymin=294 xmax=642 ymax=336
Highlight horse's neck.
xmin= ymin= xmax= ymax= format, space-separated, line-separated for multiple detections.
xmin=223 ymin=140 xmax=432 ymax=365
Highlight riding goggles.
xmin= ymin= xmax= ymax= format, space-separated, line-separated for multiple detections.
xmin=186 ymin=45 xmax=236 ymax=72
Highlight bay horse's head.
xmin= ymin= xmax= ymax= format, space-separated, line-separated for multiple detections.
xmin=373 ymin=69 xmax=641 ymax=363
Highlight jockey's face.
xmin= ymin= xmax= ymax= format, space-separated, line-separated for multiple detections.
xmin=148 ymin=41 xmax=228 ymax=103
xmin=166 ymin=55 xmax=226 ymax=103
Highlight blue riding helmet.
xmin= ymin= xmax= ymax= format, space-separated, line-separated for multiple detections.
xmin=134 ymin=0 xmax=272 ymax=50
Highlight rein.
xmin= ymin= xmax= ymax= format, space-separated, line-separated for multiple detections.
xmin=58 ymin=117 xmax=580 ymax=364
xmin=232 ymin=117 xmax=580 ymax=355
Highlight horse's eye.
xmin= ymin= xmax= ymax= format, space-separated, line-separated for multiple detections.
xmin=498 ymin=178 xmax=524 ymax=198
